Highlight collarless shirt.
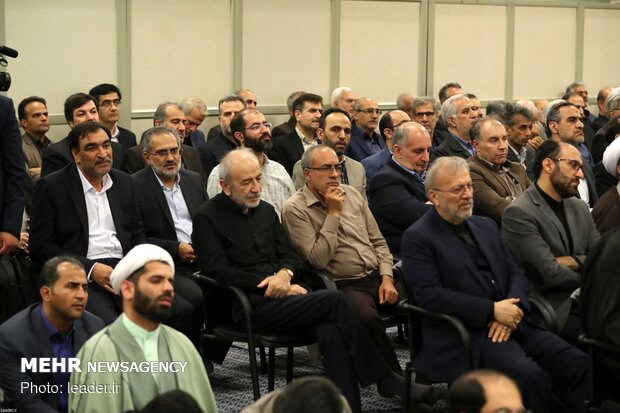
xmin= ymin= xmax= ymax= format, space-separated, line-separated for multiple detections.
xmin=152 ymin=169 xmax=193 ymax=243
xmin=122 ymin=314 xmax=161 ymax=383
xmin=77 ymin=168 xmax=123 ymax=259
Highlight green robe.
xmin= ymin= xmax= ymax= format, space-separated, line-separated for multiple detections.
xmin=69 ymin=316 xmax=217 ymax=412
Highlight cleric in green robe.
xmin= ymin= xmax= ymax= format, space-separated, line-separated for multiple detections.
xmin=69 ymin=244 xmax=217 ymax=412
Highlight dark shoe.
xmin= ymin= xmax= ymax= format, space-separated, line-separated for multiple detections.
xmin=377 ymin=372 xmax=446 ymax=404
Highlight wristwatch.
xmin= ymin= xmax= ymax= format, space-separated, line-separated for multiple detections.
xmin=282 ymin=268 xmax=294 ymax=280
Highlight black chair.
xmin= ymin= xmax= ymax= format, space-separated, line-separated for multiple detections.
xmin=579 ymin=334 xmax=620 ymax=412
xmin=193 ymin=272 xmax=316 ymax=401
xmin=528 ymin=294 xmax=559 ymax=333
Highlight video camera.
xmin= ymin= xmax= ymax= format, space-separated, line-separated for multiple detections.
xmin=0 ymin=45 xmax=18 ymax=92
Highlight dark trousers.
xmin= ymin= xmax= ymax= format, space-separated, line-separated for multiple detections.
xmin=336 ymin=274 xmax=403 ymax=374
xmin=174 ymin=265 xmax=205 ymax=348
xmin=245 ymin=289 xmax=392 ymax=413
xmin=480 ymin=322 xmax=589 ymax=413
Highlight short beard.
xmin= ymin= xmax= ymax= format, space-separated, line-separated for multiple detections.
xmin=152 ymin=162 xmax=181 ymax=180
xmin=133 ymin=284 xmax=172 ymax=323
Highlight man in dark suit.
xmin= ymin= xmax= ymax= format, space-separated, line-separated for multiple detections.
xmin=346 ymin=97 xmax=385 ymax=162
xmin=502 ymin=140 xmax=600 ymax=345
xmin=124 ymin=102 xmax=204 ymax=180
xmin=206 ymin=89 xmax=258 ymax=141
xmin=0 ymin=96 xmax=27 ymax=254
xmin=430 ymin=94 xmax=477 ymax=163
xmin=591 ymin=85 xmax=613 ymax=133
xmin=18 ymin=96 xmax=51 ymax=184
xmin=180 ymin=97 xmax=208 ymax=148
xmin=503 ymin=102 xmax=536 ymax=181
xmin=361 ymin=109 xmax=410 ymax=185
xmin=41 ymin=93 xmax=125 ymax=176
xmin=368 ymin=122 xmax=432 ymax=257
xmin=133 ymin=126 xmax=207 ymax=347
xmin=0 ymin=256 xmax=104 ymax=413
xmin=403 ymin=156 xmax=588 ymax=413
xmin=89 ymin=83 xmax=137 ymax=151
xmin=268 ymin=93 xmax=323 ymax=175
xmin=272 ymin=90 xmax=305 ymax=137
xmin=198 ymin=95 xmax=245 ymax=178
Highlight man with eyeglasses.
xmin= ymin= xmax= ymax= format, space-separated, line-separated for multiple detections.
xmin=361 ymin=110 xmax=411 ymax=184
xmin=207 ymin=109 xmax=294 ymax=217
xmin=346 ymin=97 xmax=386 ymax=162
xmin=448 ymin=370 xmax=526 ymax=413
xmin=132 ymin=127 xmax=208 ymax=349
xmin=403 ymin=155 xmax=589 ymax=413
xmin=545 ymin=100 xmax=598 ymax=208
xmin=502 ymin=140 xmax=600 ymax=346
xmin=269 ymin=93 xmax=323 ymax=176
xmin=431 ymin=94 xmax=478 ymax=163
xmin=89 ymin=83 xmax=137 ymax=151
xmin=291 ymin=108 xmax=366 ymax=196
xmin=410 ymin=97 xmax=442 ymax=150
xmin=367 ymin=122 xmax=433 ymax=258
xmin=282 ymin=145 xmax=404 ymax=375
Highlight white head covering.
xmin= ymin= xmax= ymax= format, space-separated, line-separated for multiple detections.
xmin=602 ymin=137 xmax=620 ymax=178
xmin=110 ymin=244 xmax=175 ymax=294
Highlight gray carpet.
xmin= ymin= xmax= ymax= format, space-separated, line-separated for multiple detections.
xmin=210 ymin=328 xmax=409 ymax=413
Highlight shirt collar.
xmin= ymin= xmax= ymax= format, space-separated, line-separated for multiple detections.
xmin=475 ymin=154 xmax=511 ymax=172
xmin=301 ymin=184 xmax=323 ymax=208
xmin=77 ymin=166 xmax=113 ymax=194
xmin=121 ymin=313 xmax=161 ymax=342
xmin=295 ymin=126 xmax=318 ymax=145
xmin=40 ymin=305 xmax=74 ymax=340
xmin=152 ymin=167 xmax=180 ymax=189
xmin=391 ymin=155 xmax=425 ymax=181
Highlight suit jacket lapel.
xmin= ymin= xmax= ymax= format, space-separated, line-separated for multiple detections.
xmin=178 ymin=171 xmax=198 ymax=216
xmin=67 ymin=165 xmax=89 ymax=238
xmin=528 ymin=187 xmax=570 ymax=253
xmin=468 ymin=219 xmax=507 ymax=293
xmin=144 ymin=168 xmax=175 ymax=229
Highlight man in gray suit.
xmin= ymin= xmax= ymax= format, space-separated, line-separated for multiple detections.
xmin=502 ymin=140 xmax=600 ymax=345
xmin=292 ymin=108 xmax=366 ymax=197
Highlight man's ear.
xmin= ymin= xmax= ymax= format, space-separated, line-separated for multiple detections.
xmin=446 ymin=115 xmax=457 ymax=128
xmin=143 ymin=151 xmax=150 ymax=165
xmin=71 ymin=147 xmax=79 ymax=162
xmin=548 ymin=120 xmax=559 ymax=136
xmin=220 ymin=179 xmax=231 ymax=196
xmin=233 ymin=131 xmax=244 ymax=147
xmin=294 ymin=110 xmax=302 ymax=122
xmin=316 ymin=128 xmax=324 ymax=141
xmin=472 ymin=139 xmax=480 ymax=152
xmin=40 ymin=285 xmax=51 ymax=302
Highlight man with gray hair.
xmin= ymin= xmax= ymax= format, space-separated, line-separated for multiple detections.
xmin=198 ymin=94 xmax=246 ymax=177
xmin=272 ymin=90 xmax=306 ymax=137
xmin=403 ymin=155 xmax=589 ymax=413
xmin=179 ymin=97 xmax=207 ymax=148
xmin=410 ymin=96 xmax=443 ymax=149
xmin=503 ymin=102 xmax=536 ymax=180
xmin=347 ymin=97 xmax=386 ymax=162
xmin=396 ymin=92 xmax=415 ymax=119
xmin=592 ymin=85 xmax=614 ymax=133
xmin=430 ymin=94 xmax=477 ymax=162
xmin=331 ymin=86 xmax=356 ymax=118
xmin=566 ymin=81 xmax=595 ymax=124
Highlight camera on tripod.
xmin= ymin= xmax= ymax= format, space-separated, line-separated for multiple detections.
xmin=0 ymin=45 xmax=18 ymax=92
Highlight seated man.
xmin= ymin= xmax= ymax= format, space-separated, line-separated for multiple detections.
xmin=592 ymin=138 xmax=620 ymax=235
xmin=0 ymin=256 xmax=104 ymax=413
xmin=282 ymin=145 xmax=402 ymax=374
xmin=502 ymin=140 xmax=600 ymax=345
xmin=69 ymin=244 xmax=217 ymax=413
xmin=447 ymin=370 xmax=524 ymax=413
xmin=468 ymin=116 xmax=530 ymax=224
xmin=367 ymin=121 xmax=432 ymax=257
xmin=403 ymin=156 xmax=588 ymax=412
xmin=192 ymin=149 xmax=441 ymax=413
xmin=133 ymin=127 xmax=208 ymax=347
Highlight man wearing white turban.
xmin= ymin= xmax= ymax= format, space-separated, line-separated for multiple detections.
xmin=69 ymin=244 xmax=217 ymax=413
xmin=592 ymin=138 xmax=620 ymax=234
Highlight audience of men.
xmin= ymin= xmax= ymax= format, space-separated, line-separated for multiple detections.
xmin=208 ymin=109 xmax=295 ymax=216
xmin=88 ymin=83 xmax=137 ymax=150
xmin=447 ymin=370 xmax=524 ymax=413
xmin=367 ymin=122 xmax=432 ymax=257
xmin=179 ymin=97 xmax=208 ymax=148
xmin=0 ymin=256 xmax=103 ymax=413
xmin=396 ymin=92 xmax=415 ymax=119
xmin=268 ymin=93 xmax=323 ymax=175
xmin=132 ymin=127 xmax=207 ymax=347
xmin=193 ymin=149 xmax=442 ymax=412
xmin=503 ymin=102 xmax=536 ymax=180
xmin=592 ymin=137 xmax=620 ymax=234
xmin=272 ymin=90 xmax=306 ymax=137
xmin=411 ymin=97 xmax=442 ymax=150
xmin=402 ymin=155 xmax=589 ymax=412
xmin=346 ymin=97 xmax=385 ymax=161
xmin=41 ymin=93 xmax=125 ymax=176
xmin=124 ymin=102 xmax=204 ymax=179
xmin=199 ymin=95 xmax=245 ymax=177
xmin=331 ymin=86 xmax=356 ymax=118
xmin=502 ymin=140 xmax=600 ymax=345
xmin=361 ymin=110 xmax=410 ymax=185
xmin=69 ymin=244 xmax=217 ymax=413
xmin=468 ymin=116 xmax=530 ymax=223
xmin=545 ymin=100 xmax=598 ymax=207
xmin=282 ymin=145 xmax=402 ymax=374
xmin=18 ymin=96 xmax=51 ymax=183
xmin=292 ymin=108 xmax=366 ymax=195
xmin=431 ymin=94 xmax=477 ymax=162
xmin=592 ymin=85 xmax=613 ymax=133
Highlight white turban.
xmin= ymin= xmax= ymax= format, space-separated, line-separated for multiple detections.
xmin=602 ymin=137 xmax=620 ymax=178
xmin=110 ymin=244 xmax=175 ymax=294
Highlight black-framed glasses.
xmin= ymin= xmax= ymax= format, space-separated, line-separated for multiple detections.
xmin=245 ymin=121 xmax=272 ymax=131
xmin=492 ymin=408 xmax=530 ymax=413
xmin=432 ymin=183 xmax=473 ymax=195
xmin=100 ymin=99 xmax=121 ymax=107
xmin=357 ymin=108 xmax=382 ymax=115
xmin=554 ymin=158 xmax=583 ymax=172
xmin=306 ymin=164 xmax=344 ymax=174
xmin=414 ymin=111 xmax=436 ymax=118
xmin=149 ymin=147 xmax=181 ymax=158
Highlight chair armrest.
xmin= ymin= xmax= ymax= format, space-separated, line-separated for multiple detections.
xmin=296 ymin=264 xmax=337 ymax=290
xmin=528 ymin=294 xmax=559 ymax=333
xmin=580 ymin=334 xmax=620 ymax=355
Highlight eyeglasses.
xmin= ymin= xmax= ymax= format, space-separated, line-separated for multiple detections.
xmin=245 ymin=121 xmax=272 ymax=131
xmin=149 ymin=147 xmax=181 ymax=158
xmin=306 ymin=164 xmax=344 ymax=174
xmin=414 ymin=111 xmax=436 ymax=119
xmin=554 ymin=158 xmax=583 ymax=172
xmin=432 ymin=182 xmax=473 ymax=195
xmin=357 ymin=108 xmax=382 ymax=115
xmin=492 ymin=408 xmax=530 ymax=413
xmin=100 ymin=99 xmax=121 ymax=107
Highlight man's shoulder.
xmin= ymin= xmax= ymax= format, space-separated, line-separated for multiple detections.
xmin=0 ymin=303 xmax=38 ymax=334
xmin=109 ymin=168 xmax=133 ymax=184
